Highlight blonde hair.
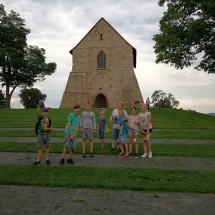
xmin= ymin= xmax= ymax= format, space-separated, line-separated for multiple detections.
xmin=117 ymin=102 xmax=124 ymax=108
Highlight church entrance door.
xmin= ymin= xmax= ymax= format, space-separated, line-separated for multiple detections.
xmin=95 ymin=94 xmax=107 ymax=108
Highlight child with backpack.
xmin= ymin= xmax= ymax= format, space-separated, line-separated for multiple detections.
xmin=33 ymin=100 xmax=53 ymax=165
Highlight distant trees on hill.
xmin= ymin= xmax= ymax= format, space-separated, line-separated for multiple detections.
xmin=151 ymin=90 xmax=179 ymax=108
xmin=19 ymin=88 xmax=47 ymax=108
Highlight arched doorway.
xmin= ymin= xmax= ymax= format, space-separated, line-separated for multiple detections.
xmin=95 ymin=94 xmax=107 ymax=108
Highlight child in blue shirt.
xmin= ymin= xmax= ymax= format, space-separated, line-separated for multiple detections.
xmin=118 ymin=109 xmax=129 ymax=157
xmin=97 ymin=108 xmax=107 ymax=151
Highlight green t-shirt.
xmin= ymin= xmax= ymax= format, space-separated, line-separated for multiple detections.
xmin=37 ymin=116 xmax=50 ymax=135
xmin=65 ymin=113 xmax=80 ymax=135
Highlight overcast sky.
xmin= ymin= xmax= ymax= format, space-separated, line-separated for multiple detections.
xmin=1 ymin=0 xmax=215 ymax=113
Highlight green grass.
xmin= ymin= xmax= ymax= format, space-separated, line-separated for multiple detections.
xmin=0 ymin=165 xmax=215 ymax=193
xmin=1 ymin=107 xmax=215 ymax=193
xmin=0 ymin=142 xmax=215 ymax=158
xmin=1 ymin=128 xmax=215 ymax=139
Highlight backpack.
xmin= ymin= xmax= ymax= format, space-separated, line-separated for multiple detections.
xmin=151 ymin=121 xmax=155 ymax=129
xmin=35 ymin=116 xmax=52 ymax=135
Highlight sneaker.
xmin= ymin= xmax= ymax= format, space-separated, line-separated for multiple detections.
xmin=135 ymin=153 xmax=138 ymax=159
xmin=60 ymin=158 xmax=65 ymax=165
xmin=110 ymin=148 xmax=115 ymax=151
xmin=83 ymin=153 xmax=87 ymax=158
xmin=130 ymin=153 xmax=133 ymax=158
xmin=32 ymin=161 xmax=40 ymax=165
xmin=148 ymin=151 xmax=152 ymax=158
xmin=46 ymin=160 xmax=50 ymax=165
xmin=141 ymin=153 xmax=148 ymax=158
xmin=67 ymin=158 xmax=74 ymax=164
xmin=89 ymin=153 xmax=93 ymax=158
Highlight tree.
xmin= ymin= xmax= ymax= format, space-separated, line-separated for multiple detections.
xmin=0 ymin=89 xmax=6 ymax=108
xmin=153 ymin=0 xmax=215 ymax=74
xmin=151 ymin=90 xmax=179 ymax=108
xmin=0 ymin=4 xmax=57 ymax=108
xmin=19 ymin=88 xmax=47 ymax=108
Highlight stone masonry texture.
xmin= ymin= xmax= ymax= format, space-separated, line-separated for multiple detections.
xmin=60 ymin=18 xmax=143 ymax=108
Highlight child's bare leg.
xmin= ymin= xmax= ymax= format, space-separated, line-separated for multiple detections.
xmin=45 ymin=146 xmax=50 ymax=161
xmin=111 ymin=139 xmax=116 ymax=149
xmin=89 ymin=139 xmax=93 ymax=153
xmin=144 ymin=139 xmax=147 ymax=153
xmin=134 ymin=135 xmax=138 ymax=154
xmin=145 ymin=133 xmax=151 ymax=152
xmin=69 ymin=148 xmax=74 ymax=158
xmin=62 ymin=147 xmax=67 ymax=158
xmin=120 ymin=144 xmax=124 ymax=153
xmin=36 ymin=147 xmax=42 ymax=162
xmin=101 ymin=139 xmax=104 ymax=149
xmin=129 ymin=134 xmax=133 ymax=153
xmin=125 ymin=144 xmax=129 ymax=156
xmin=82 ymin=139 xmax=86 ymax=153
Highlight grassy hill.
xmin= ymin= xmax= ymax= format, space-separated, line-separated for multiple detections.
xmin=0 ymin=108 xmax=215 ymax=194
xmin=0 ymin=107 xmax=214 ymax=139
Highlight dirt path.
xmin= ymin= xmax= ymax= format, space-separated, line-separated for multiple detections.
xmin=0 ymin=185 xmax=214 ymax=215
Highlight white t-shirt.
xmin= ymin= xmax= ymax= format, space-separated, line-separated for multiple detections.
xmin=138 ymin=112 xmax=152 ymax=130
xmin=128 ymin=115 xmax=139 ymax=131
xmin=111 ymin=108 xmax=128 ymax=129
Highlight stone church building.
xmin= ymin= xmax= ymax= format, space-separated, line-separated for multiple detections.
xmin=60 ymin=17 xmax=143 ymax=108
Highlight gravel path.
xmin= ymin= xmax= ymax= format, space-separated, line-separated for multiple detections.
xmin=0 ymin=152 xmax=215 ymax=170
xmin=1 ymin=137 xmax=214 ymax=144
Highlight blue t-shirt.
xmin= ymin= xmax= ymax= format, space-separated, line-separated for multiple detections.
xmin=65 ymin=113 xmax=80 ymax=135
xmin=97 ymin=116 xmax=107 ymax=131
xmin=118 ymin=116 xmax=128 ymax=134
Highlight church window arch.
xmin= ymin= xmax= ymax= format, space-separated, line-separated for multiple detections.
xmin=97 ymin=50 xmax=106 ymax=69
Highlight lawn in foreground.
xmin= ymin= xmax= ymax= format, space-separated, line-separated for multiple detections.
xmin=0 ymin=165 xmax=214 ymax=194
xmin=0 ymin=142 xmax=215 ymax=158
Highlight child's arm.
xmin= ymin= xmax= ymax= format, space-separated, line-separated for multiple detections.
xmin=104 ymin=122 xmax=107 ymax=133
xmin=128 ymin=117 xmax=132 ymax=129
xmin=93 ymin=113 xmax=96 ymax=132
xmin=120 ymin=124 xmax=123 ymax=135
xmin=80 ymin=112 xmax=83 ymax=132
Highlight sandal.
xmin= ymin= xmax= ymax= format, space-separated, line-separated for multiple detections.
xmin=100 ymin=147 xmax=104 ymax=151
xmin=119 ymin=152 xmax=125 ymax=156
xmin=125 ymin=154 xmax=130 ymax=157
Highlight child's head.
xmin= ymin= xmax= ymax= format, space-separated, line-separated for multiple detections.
xmin=118 ymin=109 xmax=124 ymax=116
xmin=131 ymin=106 xmax=137 ymax=115
xmin=74 ymin=104 xmax=80 ymax=114
xmin=117 ymin=102 xmax=124 ymax=110
xmin=85 ymin=103 xmax=91 ymax=111
xmin=141 ymin=103 xmax=147 ymax=112
xmin=42 ymin=107 xmax=49 ymax=117
xmin=99 ymin=108 xmax=106 ymax=116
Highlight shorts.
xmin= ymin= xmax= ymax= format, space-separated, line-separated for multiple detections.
xmin=143 ymin=129 xmax=152 ymax=134
xmin=128 ymin=129 xmax=138 ymax=135
xmin=37 ymin=134 xmax=51 ymax=147
xmin=64 ymin=134 xmax=77 ymax=148
xmin=82 ymin=128 xmax=93 ymax=140
xmin=112 ymin=128 xmax=119 ymax=140
xmin=119 ymin=134 xmax=127 ymax=144
xmin=99 ymin=130 xmax=105 ymax=139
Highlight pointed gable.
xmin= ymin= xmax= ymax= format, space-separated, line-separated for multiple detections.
xmin=69 ymin=17 xmax=137 ymax=68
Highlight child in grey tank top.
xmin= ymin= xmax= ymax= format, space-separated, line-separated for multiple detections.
xmin=128 ymin=106 xmax=139 ymax=158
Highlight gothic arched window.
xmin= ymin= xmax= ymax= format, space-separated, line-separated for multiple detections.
xmin=97 ymin=50 xmax=106 ymax=69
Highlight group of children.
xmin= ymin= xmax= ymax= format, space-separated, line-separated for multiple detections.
xmin=33 ymin=101 xmax=153 ymax=165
